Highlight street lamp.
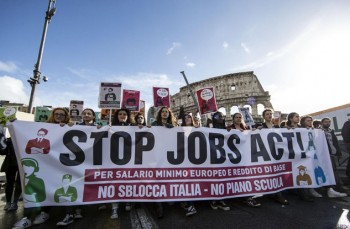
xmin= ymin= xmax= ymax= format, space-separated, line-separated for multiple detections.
xmin=27 ymin=0 xmax=56 ymax=113
xmin=180 ymin=71 xmax=199 ymax=112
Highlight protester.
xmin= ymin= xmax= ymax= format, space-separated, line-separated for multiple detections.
xmin=287 ymin=113 xmax=314 ymax=202
xmin=258 ymin=108 xmax=289 ymax=205
xmin=204 ymin=111 xmax=231 ymax=211
xmin=300 ymin=115 xmax=323 ymax=199
xmin=56 ymin=108 xmax=99 ymax=226
xmin=179 ymin=113 xmax=198 ymax=216
xmin=286 ymin=112 xmax=301 ymax=128
xmin=109 ymin=108 xmax=134 ymax=219
xmin=229 ymin=112 xmax=261 ymax=207
xmin=13 ymin=108 xmax=71 ymax=229
xmin=150 ymin=106 xmax=177 ymax=218
xmin=320 ymin=118 xmax=347 ymax=198
xmin=134 ymin=112 xmax=147 ymax=126
xmin=1 ymin=129 xmax=22 ymax=212
xmin=341 ymin=120 xmax=350 ymax=177
xmin=312 ymin=120 xmax=321 ymax=129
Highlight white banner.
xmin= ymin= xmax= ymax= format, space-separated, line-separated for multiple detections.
xmin=8 ymin=121 xmax=335 ymax=208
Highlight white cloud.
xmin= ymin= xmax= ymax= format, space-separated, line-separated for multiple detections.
xmin=0 ymin=61 xmax=18 ymax=73
xmin=186 ymin=62 xmax=196 ymax=68
xmin=67 ymin=67 xmax=97 ymax=80
xmin=117 ymin=72 xmax=183 ymax=89
xmin=166 ymin=42 xmax=181 ymax=55
xmin=222 ymin=42 xmax=229 ymax=49
xmin=240 ymin=42 xmax=251 ymax=53
xmin=0 ymin=76 xmax=28 ymax=104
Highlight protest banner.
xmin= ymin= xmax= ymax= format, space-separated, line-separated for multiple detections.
xmin=139 ymin=100 xmax=146 ymax=115
xmin=69 ymin=100 xmax=84 ymax=122
xmin=8 ymin=121 xmax=335 ymax=208
xmin=153 ymin=87 xmax=170 ymax=108
xmin=196 ymin=87 xmax=218 ymax=115
xmin=121 ymin=90 xmax=140 ymax=111
xmin=34 ymin=107 xmax=52 ymax=123
xmin=239 ymin=107 xmax=255 ymax=127
xmin=0 ymin=107 xmax=17 ymax=126
xmin=99 ymin=82 xmax=122 ymax=108
xmin=95 ymin=112 xmax=108 ymax=126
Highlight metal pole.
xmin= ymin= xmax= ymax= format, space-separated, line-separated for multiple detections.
xmin=180 ymin=71 xmax=199 ymax=112
xmin=27 ymin=0 xmax=56 ymax=113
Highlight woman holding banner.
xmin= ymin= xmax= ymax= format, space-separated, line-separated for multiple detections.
xmin=208 ymin=111 xmax=231 ymax=211
xmin=259 ymin=108 xmax=289 ymax=205
xmin=150 ymin=106 xmax=176 ymax=218
xmin=229 ymin=112 xmax=262 ymax=208
xmin=134 ymin=113 xmax=147 ymax=126
xmin=179 ymin=113 xmax=198 ymax=216
xmin=13 ymin=108 xmax=72 ymax=229
xmin=56 ymin=108 xmax=100 ymax=226
xmin=109 ymin=108 xmax=134 ymax=219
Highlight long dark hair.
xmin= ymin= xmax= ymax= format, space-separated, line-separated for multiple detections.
xmin=111 ymin=108 xmax=131 ymax=126
xmin=230 ymin=112 xmax=247 ymax=130
xmin=155 ymin=106 xmax=176 ymax=126
xmin=286 ymin=112 xmax=300 ymax=127
xmin=134 ymin=113 xmax=146 ymax=126
xmin=300 ymin=115 xmax=312 ymax=128
xmin=181 ymin=113 xmax=195 ymax=127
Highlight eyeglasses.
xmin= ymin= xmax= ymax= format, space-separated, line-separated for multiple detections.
xmin=54 ymin=113 xmax=66 ymax=117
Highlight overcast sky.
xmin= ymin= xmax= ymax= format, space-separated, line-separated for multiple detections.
xmin=1 ymin=0 xmax=349 ymax=115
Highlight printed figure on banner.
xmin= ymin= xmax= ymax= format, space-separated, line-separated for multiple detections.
xmin=54 ymin=174 xmax=78 ymax=203
xmin=25 ymin=128 xmax=51 ymax=154
xmin=296 ymin=165 xmax=312 ymax=186
xmin=21 ymin=158 xmax=46 ymax=203
xmin=313 ymin=153 xmax=326 ymax=185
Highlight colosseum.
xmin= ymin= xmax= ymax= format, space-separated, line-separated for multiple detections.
xmin=169 ymin=71 xmax=273 ymax=123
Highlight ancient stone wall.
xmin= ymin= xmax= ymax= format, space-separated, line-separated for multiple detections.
xmin=170 ymin=71 xmax=273 ymax=122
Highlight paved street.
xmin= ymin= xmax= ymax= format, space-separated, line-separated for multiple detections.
xmin=1 ymin=188 xmax=350 ymax=229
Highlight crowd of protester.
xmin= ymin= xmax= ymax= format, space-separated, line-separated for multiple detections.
xmin=1 ymin=106 xmax=350 ymax=228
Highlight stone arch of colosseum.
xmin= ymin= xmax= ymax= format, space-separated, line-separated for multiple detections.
xmin=170 ymin=71 xmax=273 ymax=122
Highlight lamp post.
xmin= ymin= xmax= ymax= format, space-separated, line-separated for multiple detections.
xmin=180 ymin=71 xmax=199 ymax=112
xmin=27 ymin=0 xmax=56 ymax=113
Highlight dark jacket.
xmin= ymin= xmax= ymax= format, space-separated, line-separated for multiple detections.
xmin=323 ymin=128 xmax=342 ymax=156
xmin=1 ymin=138 xmax=18 ymax=172
xmin=342 ymin=121 xmax=350 ymax=143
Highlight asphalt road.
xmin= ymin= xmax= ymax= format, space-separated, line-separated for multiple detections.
xmin=1 ymin=189 xmax=350 ymax=229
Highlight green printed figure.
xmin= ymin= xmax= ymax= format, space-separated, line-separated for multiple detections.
xmin=307 ymin=132 xmax=316 ymax=151
xmin=54 ymin=174 xmax=78 ymax=203
xmin=21 ymin=158 xmax=46 ymax=203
